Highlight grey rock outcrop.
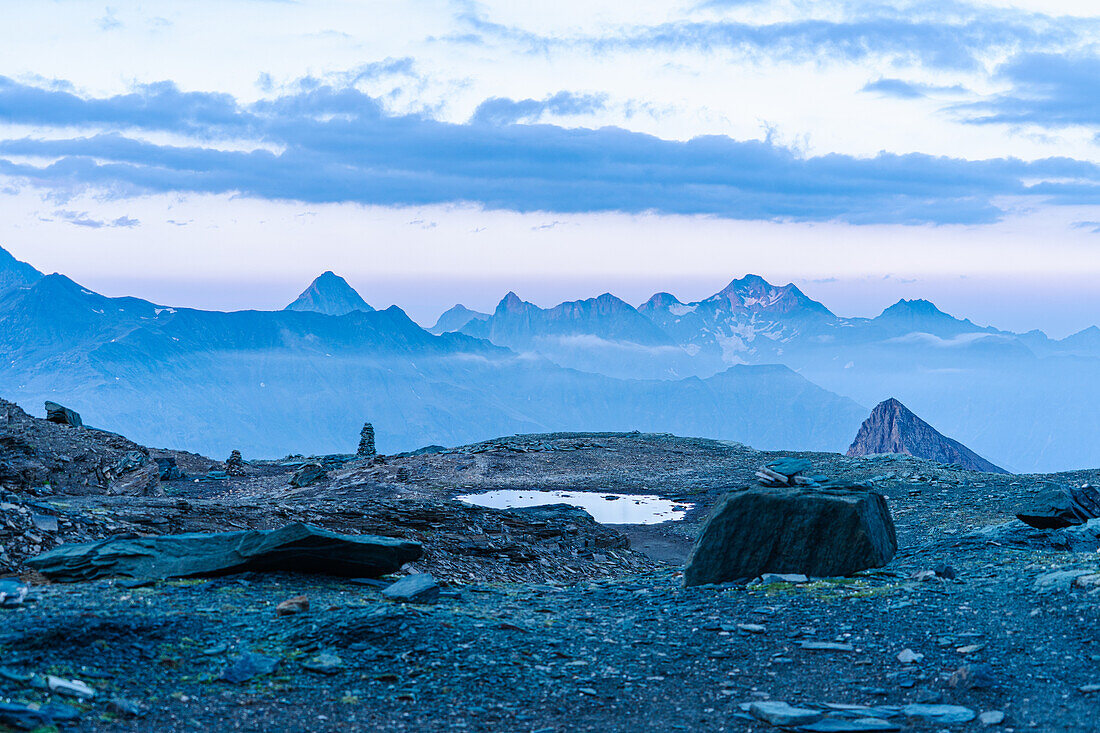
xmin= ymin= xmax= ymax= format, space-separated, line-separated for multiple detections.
xmin=846 ymin=398 xmax=1007 ymax=474
xmin=26 ymin=522 xmax=423 ymax=581
xmin=684 ymin=486 xmax=897 ymax=586
xmin=289 ymin=463 xmax=327 ymax=488
xmin=0 ymin=400 xmax=158 ymax=496
xmin=44 ymin=401 xmax=82 ymax=427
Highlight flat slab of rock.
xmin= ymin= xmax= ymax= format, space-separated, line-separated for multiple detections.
xmin=26 ymin=522 xmax=422 ymax=581
xmin=684 ymin=486 xmax=897 ymax=586
xmin=382 ymin=573 xmax=441 ymax=603
xmin=797 ymin=719 xmax=900 ymax=732
xmin=749 ymin=701 xmax=824 ymax=726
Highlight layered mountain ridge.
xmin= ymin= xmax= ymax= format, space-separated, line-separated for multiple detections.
xmin=0 ymin=249 xmax=865 ymax=458
xmin=3 ymin=243 xmax=1098 ymax=472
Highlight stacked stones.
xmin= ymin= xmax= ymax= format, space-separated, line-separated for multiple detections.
xmin=358 ymin=423 xmax=376 ymax=459
xmin=225 ymin=450 xmax=246 ymax=477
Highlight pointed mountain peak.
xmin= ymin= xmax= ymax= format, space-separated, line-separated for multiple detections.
xmin=846 ymin=398 xmax=1008 ymax=474
xmin=285 ymin=271 xmax=373 ymax=316
xmin=496 ymin=291 xmax=534 ymax=315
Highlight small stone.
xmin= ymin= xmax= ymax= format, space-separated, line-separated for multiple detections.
xmin=107 ymin=698 xmax=142 ymax=717
xmin=382 ymin=573 xmax=441 ymax=604
xmin=578 ymin=687 xmax=598 ymax=696
xmin=47 ymin=675 xmax=95 ymax=699
xmin=276 ymin=596 xmax=310 ymax=616
xmin=202 ymin=642 xmax=229 ymax=656
xmin=799 ymin=641 xmax=854 ymax=652
xmin=933 ymin=564 xmax=957 ymax=579
xmin=738 ymin=623 xmax=767 ymax=634
xmin=957 ymin=644 xmax=984 ymax=655
xmin=31 ymin=514 xmax=58 ymax=532
xmin=979 ymin=711 xmax=1005 ymax=726
xmin=897 ymin=648 xmax=924 ymax=664
xmin=1075 ymin=574 xmax=1100 ymax=589
xmin=749 ymin=701 xmax=824 ymax=726
xmin=1079 ymin=683 xmax=1100 ymax=694
xmin=219 ymin=653 xmax=280 ymax=684
xmin=949 ymin=663 xmax=997 ymax=690
xmin=302 ymin=652 xmax=343 ymax=675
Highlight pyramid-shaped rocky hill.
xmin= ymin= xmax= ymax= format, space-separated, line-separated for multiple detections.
xmin=846 ymin=398 xmax=1008 ymax=474
xmin=284 ymin=271 xmax=373 ymax=316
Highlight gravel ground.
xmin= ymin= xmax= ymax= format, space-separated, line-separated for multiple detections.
xmin=2 ymin=431 xmax=1099 ymax=731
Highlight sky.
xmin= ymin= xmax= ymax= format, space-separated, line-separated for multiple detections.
xmin=1 ymin=0 xmax=1099 ymax=335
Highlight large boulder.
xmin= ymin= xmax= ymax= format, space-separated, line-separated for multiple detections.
xmin=1017 ymin=484 xmax=1100 ymax=529
xmin=683 ymin=486 xmax=897 ymax=586
xmin=44 ymin=401 xmax=82 ymax=427
xmin=26 ymin=522 xmax=422 ymax=581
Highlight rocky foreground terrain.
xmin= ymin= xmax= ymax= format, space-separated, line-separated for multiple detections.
xmin=1 ymin=402 xmax=1099 ymax=731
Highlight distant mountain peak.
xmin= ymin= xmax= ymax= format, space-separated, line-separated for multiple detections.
xmin=846 ymin=398 xmax=1008 ymax=474
xmin=641 ymin=292 xmax=684 ymax=310
xmin=879 ymin=298 xmax=949 ymax=318
xmin=285 ymin=271 xmax=373 ymax=316
xmin=496 ymin=291 xmax=533 ymax=315
xmin=429 ymin=304 xmax=490 ymax=334
xmin=708 ymin=275 xmax=833 ymax=317
xmin=718 ymin=273 xmax=771 ymax=294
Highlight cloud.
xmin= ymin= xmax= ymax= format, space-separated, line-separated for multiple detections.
xmin=862 ymin=77 xmax=969 ymax=99
xmin=49 ymin=209 xmax=140 ymax=228
xmin=955 ymin=53 xmax=1100 ymax=128
xmin=450 ymin=0 xmax=1093 ymax=72
xmin=1071 ymin=220 xmax=1100 ymax=234
xmin=471 ymin=91 xmax=607 ymax=125
xmin=0 ymin=76 xmax=245 ymax=138
xmin=2 ymin=75 xmax=1100 ymax=224
xmin=97 ymin=7 xmax=122 ymax=31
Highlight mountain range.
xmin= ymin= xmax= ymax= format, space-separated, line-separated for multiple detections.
xmin=434 ymin=277 xmax=1100 ymax=473
xmin=0 ymin=248 xmax=864 ymax=459
xmin=1 ymin=243 xmax=1096 ymax=471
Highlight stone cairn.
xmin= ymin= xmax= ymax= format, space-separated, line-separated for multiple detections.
xmin=225 ymin=449 xmax=246 ymax=477
xmin=756 ymin=458 xmax=817 ymax=487
xmin=358 ymin=422 xmax=376 ymax=459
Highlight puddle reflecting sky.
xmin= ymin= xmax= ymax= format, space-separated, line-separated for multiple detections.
xmin=456 ymin=490 xmax=693 ymax=525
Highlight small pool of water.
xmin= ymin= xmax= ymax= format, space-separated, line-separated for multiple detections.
xmin=456 ymin=490 xmax=694 ymax=525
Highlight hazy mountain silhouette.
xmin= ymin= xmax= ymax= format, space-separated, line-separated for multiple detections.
xmin=430 ymin=304 xmax=489 ymax=334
